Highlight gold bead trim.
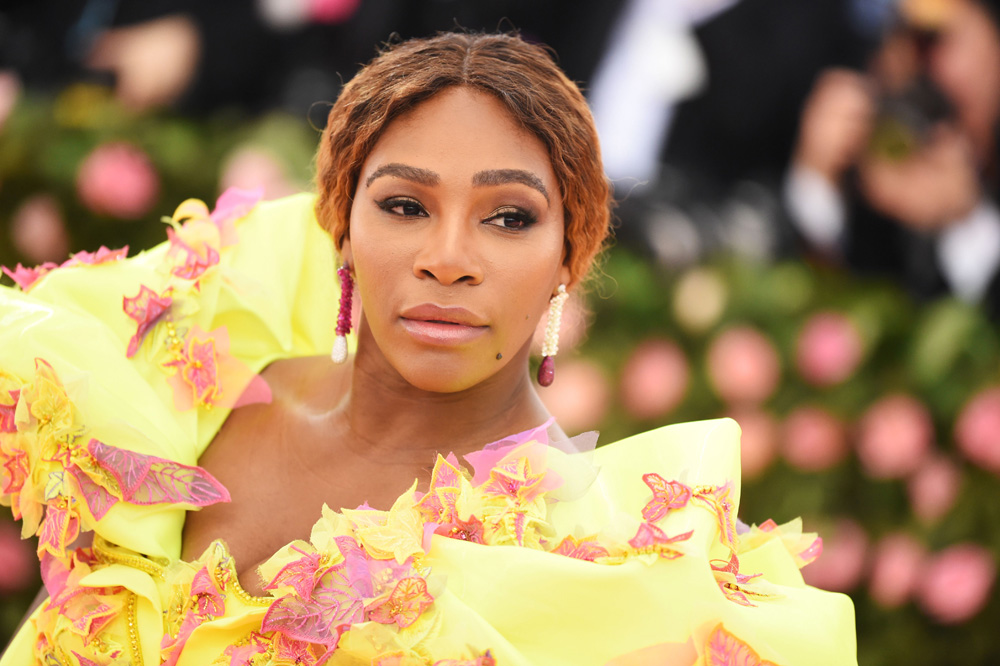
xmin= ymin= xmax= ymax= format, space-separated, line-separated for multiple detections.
xmin=126 ymin=591 xmax=144 ymax=666
xmin=222 ymin=568 xmax=273 ymax=608
xmin=92 ymin=536 xmax=166 ymax=579
xmin=208 ymin=540 xmax=274 ymax=607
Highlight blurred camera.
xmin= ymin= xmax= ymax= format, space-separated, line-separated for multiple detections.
xmin=868 ymin=12 xmax=958 ymax=161
xmin=869 ymin=74 xmax=955 ymax=161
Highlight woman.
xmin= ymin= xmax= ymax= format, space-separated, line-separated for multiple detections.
xmin=0 ymin=32 xmax=855 ymax=665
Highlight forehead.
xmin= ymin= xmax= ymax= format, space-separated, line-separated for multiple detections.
xmin=360 ymin=87 xmax=559 ymax=193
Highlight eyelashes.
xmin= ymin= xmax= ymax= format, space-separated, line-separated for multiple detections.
xmin=376 ymin=197 xmax=427 ymax=217
xmin=482 ymin=206 xmax=538 ymax=230
xmin=374 ymin=197 xmax=539 ymax=231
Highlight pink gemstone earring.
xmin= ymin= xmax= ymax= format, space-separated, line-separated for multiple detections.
xmin=537 ymin=284 xmax=568 ymax=387
xmin=331 ymin=264 xmax=354 ymax=363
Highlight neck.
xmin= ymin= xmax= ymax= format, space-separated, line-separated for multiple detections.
xmin=338 ymin=330 xmax=557 ymax=464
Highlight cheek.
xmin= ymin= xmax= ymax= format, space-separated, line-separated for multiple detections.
xmin=489 ymin=242 xmax=566 ymax=340
xmin=348 ymin=216 xmax=401 ymax=322
xmin=933 ymin=30 xmax=1000 ymax=109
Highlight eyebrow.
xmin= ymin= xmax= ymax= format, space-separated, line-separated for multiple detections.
xmin=365 ymin=163 xmax=549 ymax=202
xmin=473 ymin=169 xmax=549 ymax=203
xmin=365 ymin=163 xmax=439 ymax=188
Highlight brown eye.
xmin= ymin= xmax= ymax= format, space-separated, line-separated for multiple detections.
xmin=377 ymin=197 xmax=427 ymax=217
xmin=483 ymin=207 xmax=537 ymax=230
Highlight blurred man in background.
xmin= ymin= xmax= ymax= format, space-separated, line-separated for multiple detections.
xmin=786 ymin=0 xmax=1000 ymax=316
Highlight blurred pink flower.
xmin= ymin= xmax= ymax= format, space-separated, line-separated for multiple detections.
xmin=856 ymin=394 xmax=934 ymax=479
xmin=539 ymin=358 xmax=610 ymax=434
xmin=706 ymin=326 xmax=781 ymax=406
xmin=0 ymin=520 xmax=35 ymax=593
xmin=10 ymin=194 xmax=69 ymax=263
xmin=620 ymin=339 xmax=689 ymax=421
xmin=531 ymin=292 xmax=589 ymax=355
xmin=954 ymin=387 xmax=1000 ymax=474
xmin=795 ymin=311 xmax=864 ymax=386
xmin=309 ymin=0 xmax=361 ymax=23
xmin=0 ymin=70 xmax=21 ymax=132
xmin=219 ymin=146 xmax=299 ymax=202
xmin=908 ymin=455 xmax=962 ymax=524
xmin=917 ymin=543 xmax=996 ymax=624
xmin=729 ymin=409 xmax=779 ymax=480
xmin=801 ymin=518 xmax=869 ymax=592
xmin=77 ymin=141 xmax=159 ymax=219
xmin=782 ymin=406 xmax=848 ymax=472
xmin=868 ymin=532 xmax=927 ymax=608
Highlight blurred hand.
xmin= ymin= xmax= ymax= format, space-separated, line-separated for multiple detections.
xmin=87 ymin=15 xmax=201 ymax=112
xmin=858 ymin=124 xmax=980 ymax=230
xmin=794 ymin=69 xmax=877 ymax=185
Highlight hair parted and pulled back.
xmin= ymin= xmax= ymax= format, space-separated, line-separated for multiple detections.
xmin=315 ymin=31 xmax=612 ymax=285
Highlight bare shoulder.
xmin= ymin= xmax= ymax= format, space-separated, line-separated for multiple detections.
xmin=204 ymin=355 xmax=350 ymax=462
xmin=261 ymin=355 xmax=352 ymax=407
xmin=181 ymin=355 xmax=352 ymax=563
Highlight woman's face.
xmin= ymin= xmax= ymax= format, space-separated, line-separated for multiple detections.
xmin=929 ymin=0 xmax=1000 ymax=146
xmin=343 ymin=87 xmax=570 ymax=393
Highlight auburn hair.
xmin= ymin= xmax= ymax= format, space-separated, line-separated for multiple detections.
xmin=314 ymin=31 xmax=612 ymax=284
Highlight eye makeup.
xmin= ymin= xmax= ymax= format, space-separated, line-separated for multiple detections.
xmin=481 ymin=206 xmax=538 ymax=230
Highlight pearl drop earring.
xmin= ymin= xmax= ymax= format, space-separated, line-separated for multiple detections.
xmin=537 ymin=284 xmax=568 ymax=387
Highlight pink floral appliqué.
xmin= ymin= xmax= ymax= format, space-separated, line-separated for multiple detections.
xmin=365 ymin=576 xmax=435 ymax=628
xmin=161 ymin=564 xmax=228 ymax=666
xmin=2 ymin=262 xmax=58 ymax=291
xmin=414 ymin=454 xmax=465 ymax=525
xmin=211 ymin=187 xmax=262 ymax=247
xmin=222 ymin=631 xmax=269 ymax=666
xmin=628 ymin=522 xmax=693 ymax=559
xmin=550 ymin=535 xmax=610 ymax=562
xmin=166 ymin=226 xmax=220 ymax=281
xmin=264 ymin=546 xmax=336 ymax=601
xmin=2 ymin=245 xmax=127 ymax=292
xmin=262 ymin=553 xmax=367 ymax=659
xmin=641 ymin=473 xmax=693 ymax=523
xmin=433 ymin=515 xmax=485 ymax=545
xmin=122 ymin=285 xmax=173 ymax=358
xmin=704 ymin=623 xmax=779 ymax=666
xmin=693 ymin=483 xmax=738 ymax=551
xmin=639 ymin=473 xmax=739 ymax=552
xmin=798 ymin=536 xmax=823 ymax=566
xmin=482 ymin=456 xmax=547 ymax=505
xmin=37 ymin=497 xmax=81 ymax=560
xmin=711 ymin=552 xmax=765 ymax=607
xmin=0 ymin=389 xmax=18 ymax=433
xmin=86 ymin=437 xmax=230 ymax=508
xmin=165 ymin=333 xmax=220 ymax=406
xmin=62 ymin=246 xmax=129 ymax=267
xmin=161 ymin=324 xmax=271 ymax=411
xmin=36 ymin=549 xmax=125 ymax=657
xmin=162 ymin=188 xmax=260 ymax=281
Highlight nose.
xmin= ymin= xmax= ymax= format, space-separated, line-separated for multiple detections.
xmin=412 ymin=216 xmax=484 ymax=286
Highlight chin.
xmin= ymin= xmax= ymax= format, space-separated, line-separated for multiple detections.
xmin=397 ymin=364 xmax=492 ymax=394
xmin=390 ymin=346 xmax=518 ymax=393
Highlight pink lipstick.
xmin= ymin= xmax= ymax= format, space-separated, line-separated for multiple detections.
xmin=399 ymin=304 xmax=489 ymax=345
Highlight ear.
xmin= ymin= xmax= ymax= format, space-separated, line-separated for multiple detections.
xmin=557 ymin=263 xmax=572 ymax=291
xmin=339 ymin=237 xmax=354 ymax=271
xmin=558 ymin=243 xmax=573 ymax=290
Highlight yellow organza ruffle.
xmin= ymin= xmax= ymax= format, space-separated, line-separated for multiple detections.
xmin=0 ymin=193 xmax=855 ymax=666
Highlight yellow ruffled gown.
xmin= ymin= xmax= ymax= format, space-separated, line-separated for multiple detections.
xmin=0 ymin=191 xmax=856 ymax=666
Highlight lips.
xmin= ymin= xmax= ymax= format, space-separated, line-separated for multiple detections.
xmin=399 ymin=304 xmax=489 ymax=345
